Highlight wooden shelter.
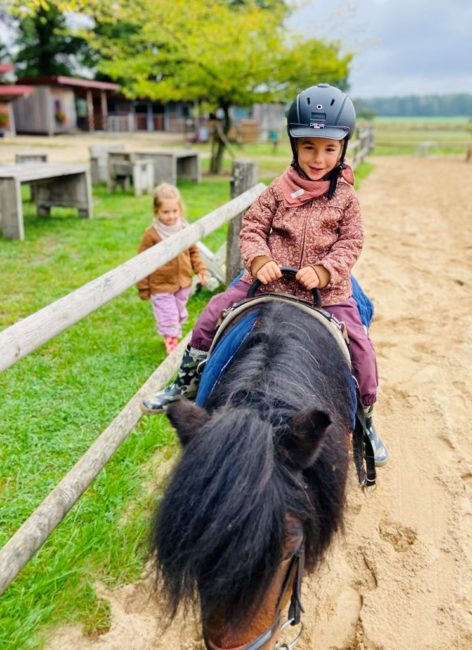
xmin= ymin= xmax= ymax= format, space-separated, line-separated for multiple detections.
xmin=0 ymin=64 xmax=34 ymax=136
xmin=12 ymin=75 xmax=120 ymax=135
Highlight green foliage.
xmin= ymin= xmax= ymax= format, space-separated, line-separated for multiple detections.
xmin=90 ymin=0 xmax=351 ymax=107
xmin=12 ymin=2 xmax=94 ymax=77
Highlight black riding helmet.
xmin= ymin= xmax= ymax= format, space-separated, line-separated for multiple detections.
xmin=287 ymin=83 xmax=356 ymax=198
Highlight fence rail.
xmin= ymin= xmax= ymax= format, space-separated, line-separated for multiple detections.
xmin=349 ymin=126 xmax=374 ymax=169
xmin=0 ymin=184 xmax=265 ymax=374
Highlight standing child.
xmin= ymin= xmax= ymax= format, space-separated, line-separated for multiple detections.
xmin=137 ymin=183 xmax=208 ymax=354
xmin=142 ymin=84 xmax=388 ymax=466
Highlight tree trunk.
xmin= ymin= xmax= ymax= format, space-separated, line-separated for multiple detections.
xmin=210 ymin=104 xmax=231 ymax=175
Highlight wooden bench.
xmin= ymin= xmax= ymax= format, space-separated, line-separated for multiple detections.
xmin=89 ymin=144 xmax=125 ymax=185
xmin=107 ymin=152 xmax=154 ymax=195
xmin=0 ymin=163 xmax=92 ymax=240
xmin=15 ymin=154 xmax=49 ymax=202
xmin=134 ymin=149 xmax=201 ymax=185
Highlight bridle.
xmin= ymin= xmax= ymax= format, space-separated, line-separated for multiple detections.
xmin=204 ymin=543 xmax=305 ymax=650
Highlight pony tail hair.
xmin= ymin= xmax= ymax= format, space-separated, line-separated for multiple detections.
xmin=152 ymin=408 xmax=286 ymax=631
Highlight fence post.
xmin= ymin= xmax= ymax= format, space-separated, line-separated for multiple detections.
xmin=226 ymin=159 xmax=258 ymax=284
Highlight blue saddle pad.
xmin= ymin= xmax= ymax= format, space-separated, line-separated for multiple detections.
xmin=195 ymin=305 xmax=358 ymax=430
xmin=351 ymin=275 xmax=374 ymax=329
xmin=195 ymin=311 xmax=259 ymax=407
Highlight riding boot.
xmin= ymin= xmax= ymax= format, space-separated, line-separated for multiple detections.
xmin=363 ymin=405 xmax=389 ymax=467
xmin=141 ymin=345 xmax=207 ymax=414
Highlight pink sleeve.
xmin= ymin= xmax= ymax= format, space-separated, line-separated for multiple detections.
xmin=320 ymin=191 xmax=364 ymax=287
xmin=240 ymin=186 xmax=279 ymax=271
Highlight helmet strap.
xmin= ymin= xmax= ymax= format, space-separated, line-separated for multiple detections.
xmin=325 ymin=139 xmax=348 ymax=199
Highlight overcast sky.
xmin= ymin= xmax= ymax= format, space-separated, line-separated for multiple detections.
xmin=288 ymin=0 xmax=472 ymax=99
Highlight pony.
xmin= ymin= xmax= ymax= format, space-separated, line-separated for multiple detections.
xmin=151 ymin=299 xmax=354 ymax=649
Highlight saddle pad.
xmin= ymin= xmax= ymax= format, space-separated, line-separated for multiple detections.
xmin=195 ymin=311 xmax=259 ymax=407
xmin=351 ymin=275 xmax=374 ymax=329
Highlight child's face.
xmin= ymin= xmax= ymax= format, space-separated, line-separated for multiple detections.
xmin=156 ymin=199 xmax=181 ymax=225
xmin=296 ymin=137 xmax=343 ymax=180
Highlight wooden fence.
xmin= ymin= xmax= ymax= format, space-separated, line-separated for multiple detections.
xmin=348 ymin=126 xmax=375 ymax=169
xmin=0 ymin=181 xmax=264 ymax=595
xmin=0 ymin=133 xmax=373 ymax=595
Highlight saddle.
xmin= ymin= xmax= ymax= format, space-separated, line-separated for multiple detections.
xmin=196 ymin=292 xmax=352 ymax=407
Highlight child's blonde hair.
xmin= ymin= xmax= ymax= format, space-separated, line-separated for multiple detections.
xmin=152 ymin=182 xmax=185 ymax=216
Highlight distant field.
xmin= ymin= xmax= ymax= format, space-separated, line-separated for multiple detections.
xmin=368 ymin=116 xmax=471 ymax=155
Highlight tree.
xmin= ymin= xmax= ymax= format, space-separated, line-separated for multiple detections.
xmin=7 ymin=0 xmax=353 ymax=172
xmin=89 ymin=0 xmax=351 ymax=172
xmin=12 ymin=2 xmax=94 ymax=77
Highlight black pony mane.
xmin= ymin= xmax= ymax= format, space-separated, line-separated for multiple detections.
xmin=151 ymin=301 xmax=351 ymax=633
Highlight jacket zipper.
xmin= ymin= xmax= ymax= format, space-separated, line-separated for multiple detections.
xmin=298 ymin=211 xmax=309 ymax=269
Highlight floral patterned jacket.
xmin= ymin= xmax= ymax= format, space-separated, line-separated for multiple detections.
xmin=240 ymin=176 xmax=363 ymax=306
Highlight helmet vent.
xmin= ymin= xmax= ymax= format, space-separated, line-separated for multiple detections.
xmin=330 ymin=99 xmax=335 ymax=105
xmin=306 ymin=97 xmax=311 ymax=105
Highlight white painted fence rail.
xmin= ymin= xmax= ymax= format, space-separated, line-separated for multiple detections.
xmin=0 ymin=183 xmax=265 ymax=374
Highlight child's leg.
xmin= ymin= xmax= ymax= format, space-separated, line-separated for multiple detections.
xmin=190 ymin=280 xmax=251 ymax=351
xmin=324 ymin=298 xmax=388 ymax=466
xmin=173 ymin=286 xmax=193 ymax=336
xmin=151 ymin=293 xmax=180 ymax=338
xmin=324 ymin=297 xmax=378 ymax=406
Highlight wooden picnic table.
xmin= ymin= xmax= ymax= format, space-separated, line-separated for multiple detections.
xmin=134 ymin=149 xmax=201 ymax=185
xmin=108 ymin=149 xmax=201 ymax=195
xmin=0 ymin=163 xmax=92 ymax=240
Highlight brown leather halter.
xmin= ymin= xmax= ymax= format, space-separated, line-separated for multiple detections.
xmin=204 ymin=544 xmax=305 ymax=650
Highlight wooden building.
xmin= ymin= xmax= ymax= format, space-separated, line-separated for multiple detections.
xmin=0 ymin=64 xmax=33 ymax=136
xmin=12 ymin=76 xmax=120 ymax=135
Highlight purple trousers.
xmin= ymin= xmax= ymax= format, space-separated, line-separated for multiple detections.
xmin=151 ymin=287 xmax=192 ymax=338
xmin=190 ymin=280 xmax=378 ymax=406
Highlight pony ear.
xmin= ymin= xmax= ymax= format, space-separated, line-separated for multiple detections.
xmin=281 ymin=409 xmax=332 ymax=469
xmin=166 ymin=399 xmax=211 ymax=447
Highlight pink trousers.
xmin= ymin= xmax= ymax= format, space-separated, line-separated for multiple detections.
xmin=151 ymin=287 xmax=192 ymax=338
xmin=190 ymin=280 xmax=378 ymax=406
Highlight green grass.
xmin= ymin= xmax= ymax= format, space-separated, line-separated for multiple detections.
xmin=0 ymin=151 xmax=373 ymax=649
xmin=367 ymin=116 xmax=471 ymax=155
xmin=0 ymin=178 xmax=232 ymax=649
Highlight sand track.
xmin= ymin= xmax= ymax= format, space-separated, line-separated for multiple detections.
xmin=47 ymin=155 xmax=472 ymax=650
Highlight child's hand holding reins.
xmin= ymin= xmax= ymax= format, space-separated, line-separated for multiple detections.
xmin=256 ymin=261 xmax=283 ymax=284
xmin=296 ymin=266 xmax=322 ymax=290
